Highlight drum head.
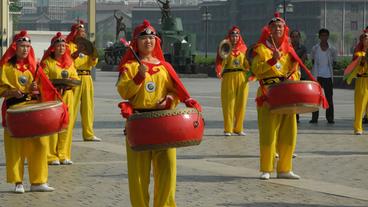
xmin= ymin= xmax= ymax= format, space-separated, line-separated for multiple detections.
xmin=270 ymin=104 xmax=319 ymax=114
xmin=7 ymin=101 xmax=61 ymax=113
xmin=51 ymin=79 xmax=81 ymax=88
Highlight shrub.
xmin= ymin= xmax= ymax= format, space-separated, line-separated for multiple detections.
xmin=195 ymin=55 xmax=215 ymax=65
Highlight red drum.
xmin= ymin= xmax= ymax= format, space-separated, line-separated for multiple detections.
xmin=267 ymin=80 xmax=323 ymax=114
xmin=126 ymin=108 xmax=204 ymax=151
xmin=6 ymin=101 xmax=68 ymax=138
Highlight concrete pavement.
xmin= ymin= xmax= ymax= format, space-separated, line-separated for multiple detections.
xmin=0 ymin=70 xmax=368 ymax=207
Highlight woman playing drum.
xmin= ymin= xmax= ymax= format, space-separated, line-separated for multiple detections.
xmin=116 ymin=20 xmax=201 ymax=207
xmin=41 ymin=32 xmax=79 ymax=165
xmin=251 ymin=13 xmax=301 ymax=180
xmin=215 ymin=26 xmax=250 ymax=136
xmin=0 ymin=31 xmax=65 ymax=193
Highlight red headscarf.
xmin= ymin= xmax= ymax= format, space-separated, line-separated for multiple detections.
xmin=119 ymin=19 xmax=164 ymax=69
xmin=0 ymin=30 xmax=68 ymax=127
xmin=215 ymin=26 xmax=248 ymax=76
xmin=66 ymin=20 xmax=85 ymax=43
xmin=352 ymin=29 xmax=368 ymax=60
xmin=0 ymin=31 xmax=36 ymax=73
xmin=41 ymin=32 xmax=73 ymax=69
xmin=117 ymin=20 xmax=201 ymax=117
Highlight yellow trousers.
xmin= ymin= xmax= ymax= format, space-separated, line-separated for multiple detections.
xmin=4 ymin=130 xmax=48 ymax=184
xmin=354 ymin=77 xmax=368 ymax=133
xmin=257 ymin=89 xmax=297 ymax=173
xmin=71 ymin=75 xmax=95 ymax=139
xmin=48 ymin=90 xmax=75 ymax=162
xmin=126 ymin=139 xmax=176 ymax=207
xmin=221 ymin=72 xmax=249 ymax=133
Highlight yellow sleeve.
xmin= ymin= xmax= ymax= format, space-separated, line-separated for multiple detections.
xmin=165 ymin=70 xmax=180 ymax=109
xmin=69 ymin=63 xmax=80 ymax=80
xmin=0 ymin=66 xmax=10 ymax=96
xmin=243 ymin=53 xmax=250 ymax=70
xmin=41 ymin=59 xmax=51 ymax=78
xmin=355 ymin=52 xmax=367 ymax=74
xmin=116 ymin=62 xmax=144 ymax=100
xmin=251 ymin=44 xmax=280 ymax=77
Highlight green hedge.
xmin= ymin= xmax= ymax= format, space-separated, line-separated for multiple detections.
xmin=194 ymin=55 xmax=215 ymax=65
xmin=334 ymin=56 xmax=352 ymax=76
xmin=194 ymin=54 xmax=353 ymax=76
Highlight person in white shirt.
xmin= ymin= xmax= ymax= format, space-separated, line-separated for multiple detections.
xmin=310 ymin=28 xmax=337 ymax=124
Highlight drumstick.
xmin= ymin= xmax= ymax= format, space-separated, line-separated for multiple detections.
xmin=270 ymin=34 xmax=279 ymax=52
xmin=31 ymin=63 xmax=41 ymax=97
xmin=120 ymin=38 xmax=142 ymax=65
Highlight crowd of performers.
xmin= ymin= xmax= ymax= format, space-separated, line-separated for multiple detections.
xmin=0 ymin=11 xmax=367 ymax=207
xmin=0 ymin=21 xmax=101 ymax=193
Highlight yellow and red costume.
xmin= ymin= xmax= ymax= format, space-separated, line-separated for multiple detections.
xmin=0 ymin=31 xmax=67 ymax=185
xmin=116 ymin=20 xmax=201 ymax=207
xmin=215 ymin=26 xmax=250 ymax=134
xmin=41 ymin=32 xmax=79 ymax=163
xmin=251 ymin=15 xmax=301 ymax=174
xmin=66 ymin=21 xmax=99 ymax=140
xmin=344 ymin=30 xmax=368 ymax=134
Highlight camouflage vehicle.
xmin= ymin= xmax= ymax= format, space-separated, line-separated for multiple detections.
xmin=103 ymin=41 xmax=126 ymax=65
xmin=159 ymin=16 xmax=197 ymax=73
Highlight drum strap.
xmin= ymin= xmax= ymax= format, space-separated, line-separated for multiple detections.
xmin=134 ymin=108 xmax=163 ymax=113
xmin=222 ymin=69 xmax=244 ymax=74
xmin=77 ymin=70 xmax=91 ymax=76
xmin=5 ymin=95 xmax=37 ymax=108
xmin=260 ymin=76 xmax=285 ymax=85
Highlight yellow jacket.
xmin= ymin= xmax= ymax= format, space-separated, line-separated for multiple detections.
xmin=0 ymin=63 xmax=34 ymax=96
xmin=251 ymin=43 xmax=299 ymax=81
xmin=117 ymin=61 xmax=180 ymax=109
xmin=42 ymin=57 xmax=79 ymax=80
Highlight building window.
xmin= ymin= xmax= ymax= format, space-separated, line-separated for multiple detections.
xmin=351 ymin=21 xmax=358 ymax=30
xmin=351 ymin=4 xmax=359 ymax=13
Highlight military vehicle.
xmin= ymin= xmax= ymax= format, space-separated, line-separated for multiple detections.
xmin=159 ymin=16 xmax=197 ymax=73
xmin=104 ymin=41 xmax=126 ymax=65
xmin=104 ymin=1 xmax=197 ymax=73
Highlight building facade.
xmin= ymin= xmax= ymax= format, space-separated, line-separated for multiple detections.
xmin=132 ymin=0 xmax=368 ymax=56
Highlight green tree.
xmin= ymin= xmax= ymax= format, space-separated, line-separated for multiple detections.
xmin=329 ymin=32 xmax=339 ymax=45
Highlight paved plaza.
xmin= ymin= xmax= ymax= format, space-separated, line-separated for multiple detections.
xmin=0 ymin=70 xmax=368 ymax=207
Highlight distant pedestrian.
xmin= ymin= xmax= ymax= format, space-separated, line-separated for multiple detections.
xmin=310 ymin=28 xmax=337 ymax=124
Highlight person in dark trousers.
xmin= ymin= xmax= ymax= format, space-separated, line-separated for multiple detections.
xmin=310 ymin=28 xmax=337 ymax=124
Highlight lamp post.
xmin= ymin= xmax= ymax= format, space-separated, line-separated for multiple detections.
xmin=202 ymin=6 xmax=211 ymax=58
xmin=276 ymin=1 xmax=294 ymax=21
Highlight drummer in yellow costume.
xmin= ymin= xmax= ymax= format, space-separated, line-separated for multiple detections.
xmin=116 ymin=20 xmax=201 ymax=207
xmin=251 ymin=13 xmax=301 ymax=180
xmin=42 ymin=32 xmax=79 ymax=165
xmin=215 ymin=26 xmax=250 ymax=136
xmin=0 ymin=31 xmax=65 ymax=193
xmin=344 ymin=30 xmax=368 ymax=135
xmin=66 ymin=20 xmax=101 ymax=141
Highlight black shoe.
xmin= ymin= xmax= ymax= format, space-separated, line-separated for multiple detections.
xmin=327 ymin=120 xmax=335 ymax=124
xmin=309 ymin=120 xmax=318 ymax=123
xmin=363 ymin=118 xmax=368 ymax=124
